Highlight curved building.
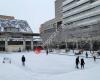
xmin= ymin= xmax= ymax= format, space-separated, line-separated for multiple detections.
xmin=40 ymin=19 xmax=56 ymax=43
xmin=40 ymin=0 xmax=65 ymax=48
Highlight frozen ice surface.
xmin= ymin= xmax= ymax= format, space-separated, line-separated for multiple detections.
xmin=0 ymin=50 xmax=100 ymax=80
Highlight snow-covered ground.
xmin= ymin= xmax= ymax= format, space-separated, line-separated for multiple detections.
xmin=0 ymin=50 xmax=100 ymax=80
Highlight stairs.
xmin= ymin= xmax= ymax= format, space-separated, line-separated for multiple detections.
xmin=42 ymin=27 xmax=62 ymax=47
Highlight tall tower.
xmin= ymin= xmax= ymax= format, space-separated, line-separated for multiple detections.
xmin=55 ymin=0 xmax=65 ymax=21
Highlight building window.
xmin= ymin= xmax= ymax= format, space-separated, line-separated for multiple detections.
xmin=26 ymin=41 xmax=31 ymax=45
xmin=74 ymin=0 xmax=80 ymax=2
xmin=79 ymin=26 xmax=90 ymax=29
xmin=90 ymin=0 xmax=96 ymax=3
xmin=43 ymin=28 xmax=56 ymax=33
xmin=8 ymin=41 xmax=23 ymax=45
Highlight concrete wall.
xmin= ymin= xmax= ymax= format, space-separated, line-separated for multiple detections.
xmin=40 ymin=19 xmax=57 ymax=42
xmin=40 ymin=0 xmax=65 ymax=47
xmin=6 ymin=45 xmax=24 ymax=52
xmin=40 ymin=18 xmax=56 ymax=32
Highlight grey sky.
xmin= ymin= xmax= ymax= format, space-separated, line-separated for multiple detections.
xmin=0 ymin=0 xmax=55 ymax=33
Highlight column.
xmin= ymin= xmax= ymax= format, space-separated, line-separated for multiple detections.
xmin=66 ymin=42 xmax=68 ymax=49
xmin=72 ymin=42 xmax=75 ymax=53
xmin=65 ymin=41 xmax=68 ymax=52
xmin=76 ymin=41 xmax=79 ymax=50
xmin=90 ymin=40 xmax=93 ymax=53
xmin=23 ymin=39 xmax=26 ymax=51
xmin=5 ymin=39 xmax=8 ymax=52
xmin=31 ymin=39 xmax=33 ymax=51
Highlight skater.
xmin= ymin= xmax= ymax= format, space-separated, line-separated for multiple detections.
xmin=86 ymin=52 xmax=88 ymax=58
xmin=75 ymin=56 xmax=80 ymax=69
xmin=21 ymin=55 xmax=26 ymax=66
xmin=46 ymin=49 xmax=48 ymax=55
xmin=81 ymin=58 xmax=85 ymax=69
xmin=93 ymin=55 xmax=96 ymax=62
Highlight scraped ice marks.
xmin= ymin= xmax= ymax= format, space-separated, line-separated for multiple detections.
xmin=34 ymin=47 xmax=42 ymax=54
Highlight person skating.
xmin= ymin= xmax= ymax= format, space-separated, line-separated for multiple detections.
xmin=81 ymin=58 xmax=85 ymax=69
xmin=93 ymin=55 xmax=96 ymax=62
xmin=75 ymin=56 xmax=80 ymax=69
xmin=21 ymin=55 xmax=26 ymax=66
xmin=86 ymin=52 xmax=88 ymax=58
xmin=46 ymin=49 xmax=48 ymax=55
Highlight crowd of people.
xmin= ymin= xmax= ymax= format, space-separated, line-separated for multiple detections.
xmin=75 ymin=50 xmax=99 ymax=69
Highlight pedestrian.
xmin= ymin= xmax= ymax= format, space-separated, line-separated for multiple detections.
xmin=46 ymin=49 xmax=48 ymax=55
xmin=93 ymin=55 xmax=96 ymax=62
xmin=75 ymin=56 xmax=80 ymax=69
xmin=21 ymin=55 xmax=26 ymax=66
xmin=81 ymin=58 xmax=85 ymax=69
xmin=86 ymin=52 xmax=88 ymax=58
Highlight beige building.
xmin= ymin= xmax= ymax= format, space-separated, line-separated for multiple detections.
xmin=40 ymin=0 xmax=100 ymax=50
xmin=0 ymin=15 xmax=34 ymax=52
xmin=40 ymin=19 xmax=56 ymax=42
xmin=0 ymin=15 xmax=15 ymax=20
xmin=62 ymin=0 xmax=100 ymax=50
xmin=40 ymin=0 xmax=65 ymax=47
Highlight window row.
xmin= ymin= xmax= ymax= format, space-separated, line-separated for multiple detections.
xmin=63 ymin=0 xmax=90 ymax=13
xmin=42 ymin=28 xmax=56 ymax=33
xmin=63 ymin=0 xmax=97 ymax=8
xmin=63 ymin=2 xmax=100 ymax=19
xmin=64 ymin=14 xmax=100 ymax=26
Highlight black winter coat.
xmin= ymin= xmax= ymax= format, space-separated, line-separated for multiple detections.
xmin=22 ymin=56 xmax=25 ymax=62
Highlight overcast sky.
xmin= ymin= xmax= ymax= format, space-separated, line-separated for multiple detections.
xmin=0 ymin=0 xmax=55 ymax=33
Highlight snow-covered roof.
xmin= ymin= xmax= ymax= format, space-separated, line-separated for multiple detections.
xmin=0 ymin=19 xmax=33 ymax=33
